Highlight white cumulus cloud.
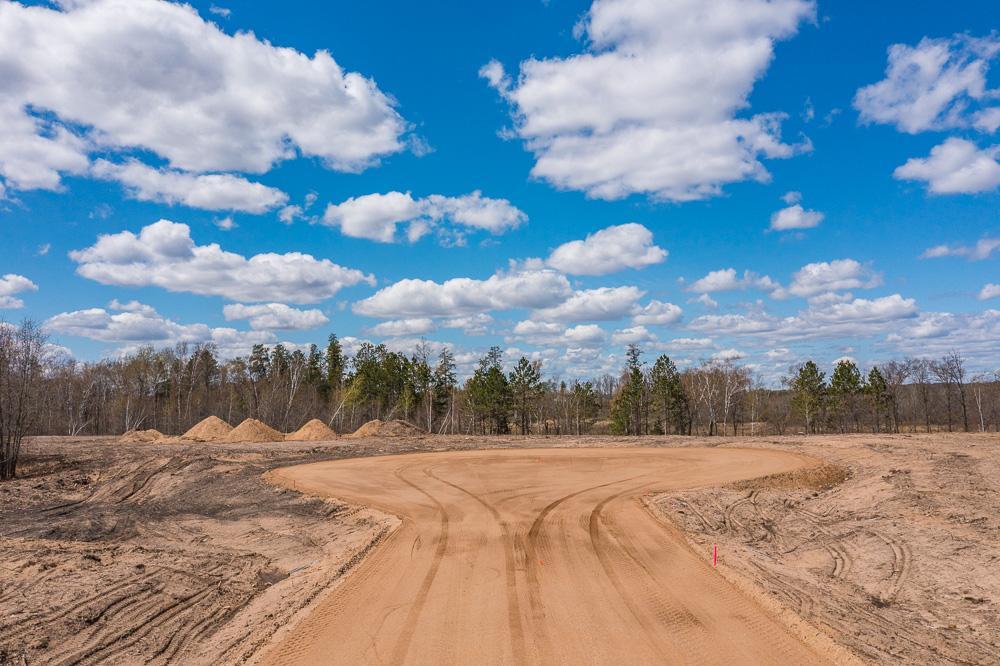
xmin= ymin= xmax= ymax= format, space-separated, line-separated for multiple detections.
xmin=45 ymin=303 xmax=275 ymax=358
xmin=482 ymin=0 xmax=815 ymax=201
xmin=91 ymin=159 xmax=288 ymax=214
xmin=354 ymin=269 xmax=571 ymax=318
xmin=223 ymin=303 xmax=328 ymax=330
xmin=533 ymin=286 xmax=644 ymax=322
xmin=322 ymin=190 xmax=526 ymax=243
xmin=0 ymin=274 xmax=38 ymax=309
xmin=0 ymin=0 xmax=406 ymax=192
xmin=855 ymin=35 xmax=1000 ymax=134
xmin=772 ymin=259 xmax=881 ymax=299
xmin=921 ymin=237 xmax=1000 ymax=261
xmin=770 ymin=203 xmax=824 ymax=230
xmin=980 ymin=284 xmax=1000 ymax=300
xmin=631 ymin=300 xmax=683 ymax=326
xmin=894 ymin=138 xmax=1000 ymax=194
xmin=545 ymin=223 xmax=666 ymax=275
xmin=70 ymin=219 xmax=374 ymax=304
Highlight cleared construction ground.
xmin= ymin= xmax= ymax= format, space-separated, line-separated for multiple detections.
xmin=262 ymin=447 xmax=849 ymax=664
xmin=1 ymin=433 xmax=998 ymax=664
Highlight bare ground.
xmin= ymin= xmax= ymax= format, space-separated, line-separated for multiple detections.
xmin=654 ymin=433 xmax=1000 ymax=664
xmin=1 ymin=433 xmax=997 ymax=664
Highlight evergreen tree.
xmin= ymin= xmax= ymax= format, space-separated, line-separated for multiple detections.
xmin=829 ymin=359 xmax=864 ymax=432
xmin=466 ymin=346 xmax=512 ymax=434
xmin=649 ymin=354 xmax=689 ymax=435
xmin=611 ymin=344 xmax=646 ymax=435
xmin=325 ymin=334 xmax=345 ymax=391
xmin=867 ymin=366 xmax=892 ymax=433
xmin=305 ymin=343 xmax=323 ymax=383
xmin=790 ymin=360 xmax=826 ymax=434
xmin=432 ymin=348 xmax=457 ymax=433
xmin=271 ymin=343 xmax=290 ymax=378
xmin=509 ymin=356 xmax=543 ymax=435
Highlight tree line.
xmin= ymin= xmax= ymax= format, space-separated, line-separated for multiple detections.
xmin=1 ymin=319 xmax=998 ymax=478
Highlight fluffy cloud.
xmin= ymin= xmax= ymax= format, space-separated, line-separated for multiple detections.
xmin=534 ymin=286 xmax=644 ymax=322
xmin=0 ymin=0 xmax=405 ymax=191
xmin=855 ymin=35 xmax=1000 ymax=133
xmin=0 ymin=274 xmax=38 ymax=309
xmin=772 ymin=259 xmax=881 ymax=299
xmin=545 ymin=223 xmax=666 ymax=275
xmin=921 ymin=237 xmax=1000 ymax=261
xmin=631 ymin=300 xmax=683 ymax=326
xmin=70 ymin=219 xmax=374 ymax=303
xmin=689 ymin=294 xmax=917 ymax=341
xmin=222 ymin=303 xmax=328 ymax=330
xmin=369 ymin=318 xmax=436 ymax=337
xmin=894 ymin=138 xmax=1000 ymax=194
xmin=322 ymin=191 xmax=526 ymax=243
xmin=886 ymin=309 xmax=1000 ymax=363
xmin=712 ymin=348 xmax=745 ymax=362
xmin=354 ymin=269 xmax=571 ymax=318
xmin=770 ymin=203 xmax=824 ymax=230
xmin=687 ymin=268 xmax=778 ymax=294
xmin=510 ymin=321 xmax=607 ymax=348
xmin=45 ymin=302 xmax=274 ymax=358
xmin=611 ymin=325 xmax=657 ymax=346
xmin=980 ymin=284 xmax=1000 ymax=300
xmin=482 ymin=0 xmax=814 ymax=201
xmin=91 ymin=159 xmax=287 ymax=214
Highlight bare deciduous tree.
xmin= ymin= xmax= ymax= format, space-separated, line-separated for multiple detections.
xmin=0 ymin=320 xmax=48 ymax=480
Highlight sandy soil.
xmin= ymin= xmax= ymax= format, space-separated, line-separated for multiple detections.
xmin=0 ymin=437 xmax=395 ymax=665
xmin=1 ymin=433 xmax=997 ymax=665
xmin=655 ymin=433 xmax=1000 ymax=665
xmin=262 ymin=447 xmax=849 ymax=665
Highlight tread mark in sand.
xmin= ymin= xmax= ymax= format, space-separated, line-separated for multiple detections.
xmin=386 ymin=464 xmax=450 ymax=665
xmin=586 ymin=486 xmax=678 ymax=663
xmin=519 ymin=474 xmax=646 ymax=661
xmin=424 ymin=465 xmax=527 ymax=664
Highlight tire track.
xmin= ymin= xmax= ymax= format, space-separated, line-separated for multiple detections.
xmin=387 ymin=464 xmax=451 ymax=664
xmin=424 ymin=465 xmax=527 ymax=663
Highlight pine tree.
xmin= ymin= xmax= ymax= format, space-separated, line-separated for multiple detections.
xmin=466 ymin=346 xmax=512 ymax=434
xmin=433 ymin=348 xmax=457 ymax=433
xmin=829 ymin=359 xmax=863 ymax=432
xmin=611 ymin=344 xmax=647 ymax=435
xmin=790 ymin=361 xmax=826 ymax=434
xmin=325 ymin=334 xmax=344 ymax=391
xmin=650 ymin=354 xmax=689 ymax=435
xmin=867 ymin=366 xmax=892 ymax=433
xmin=509 ymin=356 xmax=543 ymax=435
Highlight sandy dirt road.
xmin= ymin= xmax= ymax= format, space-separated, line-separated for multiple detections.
xmin=262 ymin=447 xmax=836 ymax=665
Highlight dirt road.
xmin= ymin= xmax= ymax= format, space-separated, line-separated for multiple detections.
xmin=263 ymin=447 xmax=838 ymax=665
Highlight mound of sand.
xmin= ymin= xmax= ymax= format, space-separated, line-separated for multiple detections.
xmin=224 ymin=418 xmax=284 ymax=443
xmin=181 ymin=415 xmax=233 ymax=442
xmin=120 ymin=429 xmax=165 ymax=443
xmin=285 ymin=419 xmax=337 ymax=441
xmin=348 ymin=419 xmax=425 ymax=438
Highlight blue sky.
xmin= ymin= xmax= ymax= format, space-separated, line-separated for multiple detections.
xmin=1 ymin=0 xmax=998 ymax=382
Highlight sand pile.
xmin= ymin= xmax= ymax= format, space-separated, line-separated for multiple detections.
xmin=285 ymin=419 xmax=337 ymax=441
xmin=348 ymin=419 xmax=425 ymax=438
xmin=224 ymin=418 xmax=284 ymax=443
xmin=120 ymin=429 xmax=165 ymax=443
xmin=181 ymin=416 xmax=233 ymax=442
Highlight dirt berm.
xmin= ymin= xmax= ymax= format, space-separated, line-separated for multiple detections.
xmin=181 ymin=415 xmax=233 ymax=442
xmin=348 ymin=419 xmax=425 ymax=438
xmin=285 ymin=419 xmax=337 ymax=441
xmin=225 ymin=418 xmax=284 ymax=443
